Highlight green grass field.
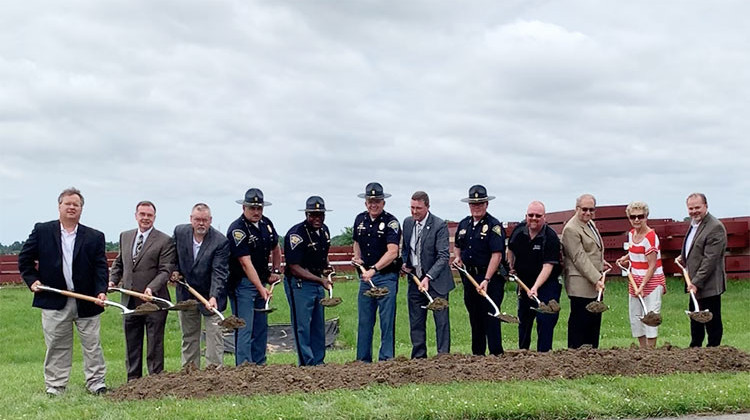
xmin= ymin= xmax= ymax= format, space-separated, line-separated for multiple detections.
xmin=1 ymin=277 xmax=749 ymax=419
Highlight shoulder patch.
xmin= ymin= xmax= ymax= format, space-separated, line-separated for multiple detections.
xmin=289 ymin=234 xmax=303 ymax=250
xmin=232 ymin=229 xmax=246 ymax=246
xmin=458 ymin=228 xmax=467 ymax=236
xmin=492 ymin=225 xmax=503 ymax=236
xmin=388 ymin=220 xmax=400 ymax=232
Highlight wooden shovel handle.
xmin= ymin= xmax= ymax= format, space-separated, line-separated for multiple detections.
xmin=674 ymin=258 xmax=694 ymax=288
xmin=111 ymin=287 xmax=153 ymax=302
xmin=511 ymin=274 xmax=532 ymax=294
xmin=618 ymin=262 xmax=641 ymax=296
xmin=452 ymin=263 xmax=486 ymax=296
xmin=182 ymin=282 xmax=212 ymax=308
xmin=38 ymin=285 xmax=102 ymax=304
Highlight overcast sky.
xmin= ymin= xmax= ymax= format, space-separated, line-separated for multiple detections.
xmin=2 ymin=1 xmax=749 ymax=245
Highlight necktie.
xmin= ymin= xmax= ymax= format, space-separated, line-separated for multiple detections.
xmin=588 ymin=221 xmax=601 ymax=247
xmin=133 ymin=234 xmax=144 ymax=262
xmin=414 ymin=221 xmax=423 ymax=275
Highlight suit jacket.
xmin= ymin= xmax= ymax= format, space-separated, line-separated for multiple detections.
xmin=561 ymin=215 xmax=605 ymax=299
xmin=173 ymin=224 xmax=230 ymax=315
xmin=18 ymin=220 xmax=108 ymax=317
xmin=401 ymin=213 xmax=454 ymax=295
xmin=681 ymin=212 xmax=727 ymax=299
xmin=109 ymin=228 xmax=175 ymax=308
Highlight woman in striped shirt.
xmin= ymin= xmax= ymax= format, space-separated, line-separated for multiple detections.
xmin=616 ymin=201 xmax=667 ymax=349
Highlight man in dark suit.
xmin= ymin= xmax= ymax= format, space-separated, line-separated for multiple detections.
xmin=172 ymin=203 xmax=230 ymax=367
xmin=18 ymin=187 xmax=109 ymax=396
xmin=679 ymin=192 xmax=727 ymax=347
xmin=109 ymin=201 xmax=175 ymax=381
xmin=401 ymin=191 xmax=454 ymax=358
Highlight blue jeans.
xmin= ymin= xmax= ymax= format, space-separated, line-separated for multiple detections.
xmin=356 ymin=272 xmax=398 ymax=362
xmin=230 ymin=278 xmax=268 ymax=365
xmin=284 ymin=276 xmax=326 ymax=366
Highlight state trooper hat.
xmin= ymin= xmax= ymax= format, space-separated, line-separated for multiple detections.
xmin=357 ymin=182 xmax=392 ymax=199
xmin=236 ymin=188 xmax=272 ymax=207
xmin=460 ymin=184 xmax=496 ymax=203
xmin=300 ymin=196 xmax=332 ymax=212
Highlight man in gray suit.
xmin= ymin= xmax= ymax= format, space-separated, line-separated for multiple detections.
xmin=109 ymin=201 xmax=175 ymax=381
xmin=172 ymin=203 xmax=230 ymax=367
xmin=401 ymin=191 xmax=454 ymax=358
xmin=679 ymin=193 xmax=727 ymax=347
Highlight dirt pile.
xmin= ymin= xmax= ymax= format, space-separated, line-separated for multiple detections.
xmin=109 ymin=346 xmax=750 ymax=401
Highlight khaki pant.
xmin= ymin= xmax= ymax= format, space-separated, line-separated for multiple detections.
xmin=178 ymin=309 xmax=223 ymax=368
xmin=41 ymin=298 xmax=106 ymax=393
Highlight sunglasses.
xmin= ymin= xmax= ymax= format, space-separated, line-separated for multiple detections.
xmin=579 ymin=207 xmax=596 ymax=213
xmin=629 ymin=214 xmax=646 ymax=220
xmin=526 ymin=213 xmax=544 ymax=219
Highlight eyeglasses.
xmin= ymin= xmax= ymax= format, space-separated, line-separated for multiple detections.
xmin=579 ymin=207 xmax=596 ymax=213
xmin=526 ymin=213 xmax=544 ymax=219
xmin=629 ymin=214 xmax=646 ymax=220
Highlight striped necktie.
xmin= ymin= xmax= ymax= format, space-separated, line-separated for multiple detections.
xmin=133 ymin=233 xmax=144 ymax=262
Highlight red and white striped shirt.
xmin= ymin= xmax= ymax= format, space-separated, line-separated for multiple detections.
xmin=627 ymin=229 xmax=666 ymax=296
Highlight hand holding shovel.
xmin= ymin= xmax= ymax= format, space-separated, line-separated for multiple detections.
xmin=618 ymin=261 xmax=662 ymax=327
xmin=170 ymin=272 xmax=246 ymax=330
xmin=586 ymin=269 xmax=611 ymax=313
xmin=255 ymin=279 xmax=281 ymax=313
xmin=36 ymin=284 xmax=135 ymax=315
xmin=400 ymin=268 xmax=448 ymax=311
xmin=320 ymin=271 xmax=342 ymax=307
xmin=675 ymin=257 xmax=713 ymax=323
xmin=352 ymin=261 xmax=389 ymax=298
xmin=452 ymin=263 xmax=517 ymax=322
xmin=508 ymin=274 xmax=560 ymax=314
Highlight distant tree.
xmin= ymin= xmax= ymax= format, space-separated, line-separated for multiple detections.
xmin=105 ymin=241 xmax=120 ymax=252
xmin=0 ymin=241 xmax=25 ymax=255
xmin=330 ymin=227 xmax=354 ymax=247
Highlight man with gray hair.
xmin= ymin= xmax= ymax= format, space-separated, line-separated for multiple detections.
xmin=401 ymin=191 xmax=453 ymax=358
xmin=19 ymin=187 xmax=109 ymax=396
xmin=172 ymin=203 xmax=230 ymax=367
xmin=678 ymin=193 xmax=727 ymax=347
xmin=561 ymin=194 xmax=611 ymax=349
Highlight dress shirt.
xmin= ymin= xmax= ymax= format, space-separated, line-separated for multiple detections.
xmin=60 ymin=224 xmax=78 ymax=290
xmin=132 ymin=226 xmax=154 ymax=258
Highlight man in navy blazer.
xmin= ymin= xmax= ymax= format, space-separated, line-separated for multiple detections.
xmin=18 ymin=187 xmax=108 ymax=396
xmin=401 ymin=191 xmax=454 ymax=357
xmin=172 ymin=203 xmax=230 ymax=367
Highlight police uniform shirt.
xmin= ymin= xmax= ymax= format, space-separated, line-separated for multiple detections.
xmin=508 ymin=221 xmax=562 ymax=287
xmin=227 ymin=215 xmax=278 ymax=283
xmin=454 ymin=213 xmax=505 ymax=268
xmin=352 ymin=211 xmax=401 ymax=268
xmin=284 ymin=221 xmax=330 ymax=277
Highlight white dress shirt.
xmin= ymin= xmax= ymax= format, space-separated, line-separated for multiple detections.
xmin=60 ymin=224 xmax=78 ymax=290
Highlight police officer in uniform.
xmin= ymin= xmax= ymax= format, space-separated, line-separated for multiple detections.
xmin=226 ymin=188 xmax=282 ymax=365
xmin=452 ymin=185 xmax=506 ymax=356
xmin=283 ymin=196 xmax=333 ymax=366
xmin=507 ymin=200 xmax=562 ymax=352
xmin=352 ymin=182 xmax=401 ymax=362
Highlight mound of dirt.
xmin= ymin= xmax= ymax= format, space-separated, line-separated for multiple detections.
xmin=109 ymin=346 xmax=750 ymax=401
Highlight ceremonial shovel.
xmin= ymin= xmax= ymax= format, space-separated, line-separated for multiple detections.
xmin=507 ymin=274 xmax=560 ymax=314
xmin=451 ymin=263 xmax=518 ymax=323
xmin=108 ymin=286 xmax=176 ymax=309
xmin=320 ymin=272 xmax=342 ymax=307
xmin=170 ymin=273 xmax=246 ymax=330
xmin=674 ymin=258 xmax=713 ymax=323
xmin=255 ymin=279 xmax=281 ymax=313
xmin=400 ymin=269 xmax=448 ymax=311
xmin=352 ymin=262 xmax=389 ymax=298
xmin=617 ymin=261 xmax=662 ymax=327
xmin=585 ymin=269 xmax=611 ymax=313
xmin=36 ymin=285 xmax=135 ymax=315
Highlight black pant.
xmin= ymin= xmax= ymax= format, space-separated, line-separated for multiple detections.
xmin=567 ymin=296 xmax=601 ymax=349
xmin=407 ymin=283 xmax=450 ymax=358
xmin=123 ymin=310 xmax=167 ymax=381
xmin=518 ymin=281 xmax=561 ymax=352
xmin=689 ymin=294 xmax=723 ymax=347
xmin=461 ymin=268 xmax=504 ymax=356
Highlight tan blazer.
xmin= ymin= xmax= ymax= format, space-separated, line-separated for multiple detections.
xmin=109 ymin=228 xmax=175 ymax=307
xmin=561 ymin=216 xmax=605 ymax=299
xmin=681 ymin=212 xmax=727 ymax=299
